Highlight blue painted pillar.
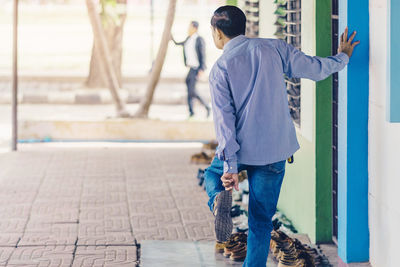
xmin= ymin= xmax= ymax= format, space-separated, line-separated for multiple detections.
xmin=337 ymin=0 xmax=369 ymax=263
xmin=388 ymin=0 xmax=400 ymax=122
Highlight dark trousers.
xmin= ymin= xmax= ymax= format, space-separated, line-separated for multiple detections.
xmin=185 ymin=68 xmax=209 ymax=115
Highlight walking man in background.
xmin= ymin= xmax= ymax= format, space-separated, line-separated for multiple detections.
xmin=172 ymin=21 xmax=211 ymax=118
xmin=205 ymin=5 xmax=359 ymax=267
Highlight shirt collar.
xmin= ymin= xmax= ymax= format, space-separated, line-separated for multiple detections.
xmin=223 ymin=35 xmax=247 ymax=52
xmin=189 ymin=33 xmax=198 ymax=40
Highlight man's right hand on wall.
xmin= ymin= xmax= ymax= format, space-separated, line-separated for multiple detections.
xmin=338 ymin=27 xmax=360 ymax=58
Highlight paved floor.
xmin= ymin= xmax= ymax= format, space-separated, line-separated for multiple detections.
xmin=3 ymin=143 xmax=371 ymax=266
xmin=0 ymin=143 xmax=265 ymax=266
xmin=140 ymin=240 xmax=277 ymax=267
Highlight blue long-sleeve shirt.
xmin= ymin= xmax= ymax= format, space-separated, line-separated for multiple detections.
xmin=209 ymin=35 xmax=349 ymax=173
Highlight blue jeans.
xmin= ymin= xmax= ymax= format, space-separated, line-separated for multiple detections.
xmin=204 ymin=157 xmax=286 ymax=267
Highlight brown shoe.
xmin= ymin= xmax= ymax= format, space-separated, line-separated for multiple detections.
xmin=203 ymin=140 xmax=218 ymax=150
xmin=271 ymin=239 xmax=283 ymax=257
xmin=215 ymin=241 xmax=225 ymax=253
xmin=278 ymin=251 xmax=298 ymax=266
xmin=229 ymin=242 xmax=247 ymax=262
xmin=223 ymin=238 xmax=238 ymax=258
xmin=190 ymin=152 xmax=213 ymax=164
xmin=223 ymin=233 xmax=247 ymax=257
xmin=295 ymin=258 xmax=306 ymax=267
xmin=229 ymin=232 xmax=247 ymax=243
xmin=278 ymin=260 xmax=297 ymax=267
xmin=223 ymin=242 xmax=236 ymax=258
xmin=238 ymin=170 xmax=248 ymax=183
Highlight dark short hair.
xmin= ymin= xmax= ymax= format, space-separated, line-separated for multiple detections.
xmin=191 ymin=21 xmax=199 ymax=29
xmin=210 ymin=6 xmax=246 ymax=38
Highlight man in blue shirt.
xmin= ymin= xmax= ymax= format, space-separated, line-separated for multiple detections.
xmin=204 ymin=5 xmax=359 ymax=267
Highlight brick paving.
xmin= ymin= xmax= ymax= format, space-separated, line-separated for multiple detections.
xmin=0 ymin=144 xmax=368 ymax=266
xmin=0 ymin=144 xmax=214 ymax=266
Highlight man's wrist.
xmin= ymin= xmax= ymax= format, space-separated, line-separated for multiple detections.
xmin=224 ymin=160 xmax=238 ymax=173
xmin=337 ymin=51 xmax=350 ymax=63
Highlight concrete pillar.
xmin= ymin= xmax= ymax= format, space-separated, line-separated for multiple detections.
xmin=337 ymin=0 xmax=369 ymax=264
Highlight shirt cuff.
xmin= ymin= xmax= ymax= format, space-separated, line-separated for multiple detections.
xmin=337 ymin=52 xmax=350 ymax=64
xmin=224 ymin=159 xmax=238 ymax=173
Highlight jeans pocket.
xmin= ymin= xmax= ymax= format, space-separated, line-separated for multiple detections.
xmin=267 ymin=160 xmax=286 ymax=174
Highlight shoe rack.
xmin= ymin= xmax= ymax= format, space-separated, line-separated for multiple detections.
xmin=244 ymin=0 xmax=260 ymax=38
xmin=274 ymin=0 xmax=302 ymax=126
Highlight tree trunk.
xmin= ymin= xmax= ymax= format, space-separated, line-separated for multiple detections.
xmin=86 ymin=0 xmax=129 ymax=117
xmin=134 ymin=0 xmax=177 ymax=118
xmin=86 ymin=0 xmax=127 ymax=88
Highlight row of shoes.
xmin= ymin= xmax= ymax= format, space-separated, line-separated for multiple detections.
xmin=273 ymin=212 xmax=298 ymax=234
xmin=202 ymin=140 xmax=218 ymax=150
xmin=271 ymin=230 xmax=315 ymax=267
xmin=190 ymin=140 xmax=218 ymax=165
xmin=215 ymin=233 xmax=248 ymax=262
xmin=191 ymin=152 xmax=213 ymax=165
xmin=193 ymin=141 xmax=218 ymax=190
xmin=231 ymin=174 xmax=250 ymax=234
xmin=270 ymin=230 xmax=331 ymax=267
xmin=197 ymin=168 xmax=205 ymax=188
xmin=231 ymin=204 xmax=249 ymax=233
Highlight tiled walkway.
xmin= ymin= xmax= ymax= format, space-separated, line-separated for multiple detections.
xmin=140 ymin=240 xmax=278 ymax=267
xmin=0 ymin=143 xmax=239 ymax=266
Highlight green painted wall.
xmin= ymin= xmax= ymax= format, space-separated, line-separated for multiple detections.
xmin=315 ymin=0 xmax=333 ymax=243
xmin=278 ymin=134 xmax=317 ymax=242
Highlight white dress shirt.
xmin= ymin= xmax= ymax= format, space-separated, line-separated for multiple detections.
xmin=184 ymin=33 xmax=200 ymax=69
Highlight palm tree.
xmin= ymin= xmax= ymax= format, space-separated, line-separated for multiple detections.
xmin=134 ymin=0 xmax=177 ymax=118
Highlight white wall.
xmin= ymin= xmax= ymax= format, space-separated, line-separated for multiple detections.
xmin=259 ymin=0 xmax=275 ymax=38
xmin=299 ymin=0 xmax=315 ymax=142
xmin=369 ymin=1 xmax=400 ymax=266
